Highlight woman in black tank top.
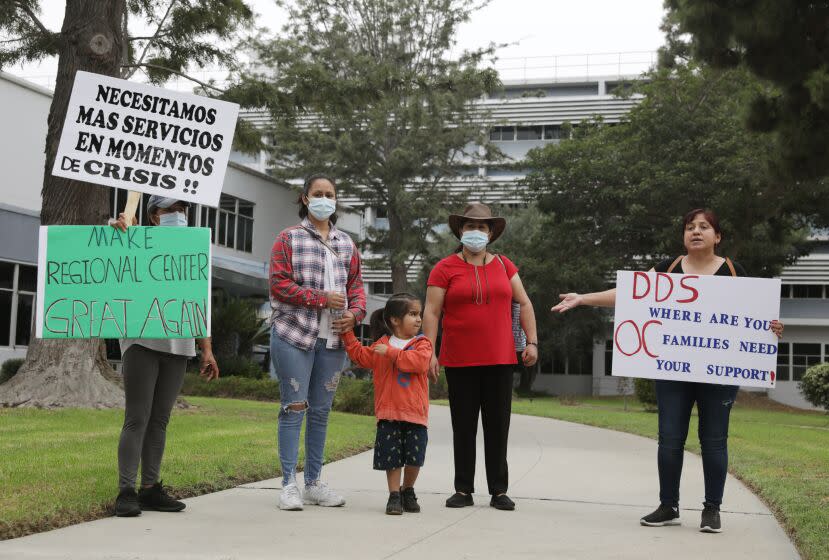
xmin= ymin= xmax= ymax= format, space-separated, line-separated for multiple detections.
xmin=550 ymin=208 xmax=783 ymax=533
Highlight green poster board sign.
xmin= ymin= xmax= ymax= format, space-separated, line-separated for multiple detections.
xmin=36 ymin=225 xmax=211 ymax=339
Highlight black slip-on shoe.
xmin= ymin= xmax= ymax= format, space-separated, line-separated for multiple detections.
xmin=386 ymin=491 xmax=403 ymax=515
xmin=138 ymin=481 xmax=186 ymax=512
xmin=490 ymin=494 xmax=516 ymax=511
xmin=640 ymin=504 xmax=681 ymax=527
xmin=115 ymin=488 xmax=141 ymax=517
xmin=400 ymin=486 xmax=421 ymax=513
xmin=700 ymin=504 xmax=722 ymax=533
xmin=445 ymin=492 xmax=474 ymax=508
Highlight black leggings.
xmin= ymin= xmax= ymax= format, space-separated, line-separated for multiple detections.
xmin=445 ymin=365 xmax=513 ymax=495
xmin=118 ymin=345 xmax=187 ymax=489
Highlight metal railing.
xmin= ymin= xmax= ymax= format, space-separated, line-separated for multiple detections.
xmin=493 ymin=51 xmax=657 ymax=82
xmin=11 ymin=51 xmax=657 ymax=92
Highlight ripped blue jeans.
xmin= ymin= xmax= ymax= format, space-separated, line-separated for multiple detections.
xmin=271 ymin=333 xmax=346 ymax=485
xmin=655 ymin=380 xmax=739 ymax=509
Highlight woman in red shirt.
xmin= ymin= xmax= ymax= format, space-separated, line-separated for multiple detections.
xmin=422 ymin=203 xmax=538 ymax=511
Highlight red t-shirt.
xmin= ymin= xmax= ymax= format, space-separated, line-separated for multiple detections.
xmin=428 ymin=254 xmax=518 ymax=367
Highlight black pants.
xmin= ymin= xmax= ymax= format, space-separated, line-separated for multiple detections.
xmin=118 ymin=345 xmax=187 ymax=489
xmin=655 ymin=380 xmax=739 ymax=508
xmin=445 ymin=365 xmax=513 ymax=495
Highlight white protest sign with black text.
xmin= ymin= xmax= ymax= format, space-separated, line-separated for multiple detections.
xmin=611 ymin=271 xmax=781 ymax=388
xmin=52 ymin=71 xmax=239 ymax=207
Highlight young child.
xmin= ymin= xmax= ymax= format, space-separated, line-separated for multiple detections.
xmin=341 ymin=293 xmax=433 ymax=515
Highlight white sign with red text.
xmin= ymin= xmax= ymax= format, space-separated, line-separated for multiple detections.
xmin=611 ymin=271 xmax=781 ymax=388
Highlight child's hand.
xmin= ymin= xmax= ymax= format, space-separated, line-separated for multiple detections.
xmin=373 ymin=344 xmax=388 ymax=356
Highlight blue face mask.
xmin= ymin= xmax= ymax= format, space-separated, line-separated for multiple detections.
xmin=307 ymin=197 xmax=336 ymax=221
xmin=159 ymin=211 xmax=187 ymax=227
xmin=461 ymin=230 xmax=489 ymax=252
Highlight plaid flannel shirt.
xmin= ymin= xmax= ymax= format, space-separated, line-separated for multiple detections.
xmin=270 ymin=218 xmax=366 ymax=351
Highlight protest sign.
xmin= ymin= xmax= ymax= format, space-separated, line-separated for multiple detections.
xmin=36 ymin=225 xmax=211 ymax=339
xmin=52 ymin=71 xmax=239 ymax=207
xmin=611 ymin=271 xmax=781 ymax=388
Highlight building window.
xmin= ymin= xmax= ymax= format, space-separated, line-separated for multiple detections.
xmin=489 ymin=126 xmax=515 ymax=141
xmin=202 ymin=193 xmax=255 ymax=253
xmin=0 ymin=260 xmax=36 ymax=348
xmin=568 ymin=349 xmax=593 ymax=375
xmin=781 ymin=284 xmax=826 ymax=298
xmin=792 ymin=285 xmax=824 ymax=298
xmin=776 ymin=342 xmax=790 ymax=382
xmin=371 ymin=282 xmax=394 ymax=295
xmin=605 ymin=340 xmax=613 ymax=376
xmin=516 ymin=125 xmax=542 ymax=140
xmin=792 ymin=343 xmax=822 ymax=381
xmin=543 ymin=125 xmax=563 ymax=140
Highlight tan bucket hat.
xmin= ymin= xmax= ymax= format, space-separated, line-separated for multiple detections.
xmin=448 ymin=202 xmax=507 ymax=243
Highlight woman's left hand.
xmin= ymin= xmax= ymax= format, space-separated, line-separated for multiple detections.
xmin=770 ymin=320 xmax=784 ymax=339
xmin=333 ymin=310 xmax=356 ymax=334
xmin=522 ymin=344 xmax=538 ymax=367
xmin=200 ymin=351 xmax=219 ymax=381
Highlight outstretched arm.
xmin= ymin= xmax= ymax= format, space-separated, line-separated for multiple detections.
xmin=341 ymin=330 xmax=377 ymax=370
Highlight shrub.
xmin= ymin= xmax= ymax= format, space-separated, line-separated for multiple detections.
xmin=429 ymin=372 xmax=449 ymax=400
xmin=212 ymin=296 xmax=268 ymax=358
xmin=217 ymin=355 xmax=267 ymax=379
xmin=0 ymin=358 xmax=24 ymax=384
xmin=800 ymin=363 xmax=829 ymax=412
xmin=634 ymin=377 xmax=657 ymax=411
xmin=332 ymin=377 xmax=375 ymax=416
xmin=181 ymin=373 xmax=280 ymax=401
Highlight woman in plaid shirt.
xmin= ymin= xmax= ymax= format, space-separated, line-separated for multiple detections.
xmin=269 ymin=174 xmax=366 ymax=511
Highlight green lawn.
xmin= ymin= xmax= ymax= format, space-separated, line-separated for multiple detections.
xmin=449 ymin=393 xmax=828 ymax=560
xmin=0 ymin=397 xmax=376 ymax=540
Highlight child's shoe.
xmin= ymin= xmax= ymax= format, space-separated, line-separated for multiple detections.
xmin=400 ymin=486 xmax=420 ymax=513
xmin=386 ymin=491 xmax=403 ymax=515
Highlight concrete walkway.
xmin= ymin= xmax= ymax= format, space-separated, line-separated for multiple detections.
xmin=0 ymin=406 xmax=799 ymax=560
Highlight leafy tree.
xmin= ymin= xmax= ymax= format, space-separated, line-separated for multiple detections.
xmin=226 ymin=0 xmax=502 ymax=291
xmin=0 ymin=0 xmax=253 ymax=408
xmin=661 ymin=0 xmax=829 ymax=179
xmin=524 ymin=63 xmax=828 ymax=283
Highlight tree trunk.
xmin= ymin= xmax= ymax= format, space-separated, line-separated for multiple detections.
xmin=0 ymin=0 xmax=127 ymax=408
xmin=386 ymin=200 xmax=410 ymax=293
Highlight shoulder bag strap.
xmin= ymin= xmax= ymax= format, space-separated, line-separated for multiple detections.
xmin=300 ymin=225 xmax=340 ymax=257
xmin=725 ymin=257 xmax=737 ymax=277
xmin=666 ymin=256 xmax=683 ymax=273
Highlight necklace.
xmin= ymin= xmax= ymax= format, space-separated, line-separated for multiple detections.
xmin=462 ymin=251 xmax=489 ymax=305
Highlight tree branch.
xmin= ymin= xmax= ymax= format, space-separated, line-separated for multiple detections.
xmin=13 ymin=1 xmax=53 ymax=38
xmin=121 ymin=63 xmax=227 ymax=93
xmin=124 ymin=0 xmax=177 ymax=80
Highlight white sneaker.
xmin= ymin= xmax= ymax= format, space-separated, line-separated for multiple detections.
xmin=303 ymin=481 xmax=345 ymax=507
xmin=278 ymin=481 xmax=304 ymax=511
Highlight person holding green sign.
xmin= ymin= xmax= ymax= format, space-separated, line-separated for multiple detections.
xmin=551 ymin=208 xmax=784 ymax=534
xmin=270 ymin=174 xmax=366 ymax=511
xmin=109 ymin=196 xmax=219 ymax=518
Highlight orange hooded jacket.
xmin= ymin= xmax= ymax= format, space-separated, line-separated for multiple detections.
xmin=341 ymin=330 xmax=432 ymax=426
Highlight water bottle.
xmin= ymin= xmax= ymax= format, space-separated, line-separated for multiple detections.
xmin=330 ymin=291 xmax=345 ymax=333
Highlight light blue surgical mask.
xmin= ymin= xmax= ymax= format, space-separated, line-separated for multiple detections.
xmin=159 ymin=211 xmax=187 ymax=227
xmin=307 ymin=197 xmax=336 ymax=221
xmin=461 ymin=230 xmax=489 ymax=252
